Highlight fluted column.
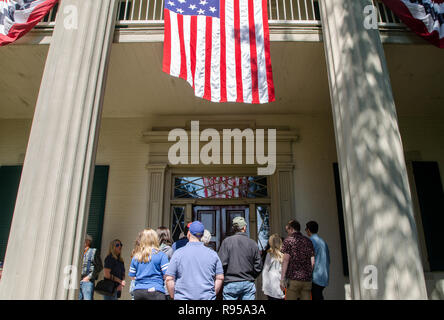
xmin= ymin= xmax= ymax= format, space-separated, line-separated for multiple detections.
xmin=319 ymin=0 xmax=427 ymax=299
xmin=0 ymin=0 xmax=118 ymax=299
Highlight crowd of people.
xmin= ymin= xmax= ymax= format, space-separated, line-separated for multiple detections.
xmin=79 ymin=217 xmax=330 ymax=301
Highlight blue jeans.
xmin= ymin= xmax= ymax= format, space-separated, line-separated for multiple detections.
xmin=78 ymin=281 xmax=94 ymax=300
xmin=129 ymin=280 xmax=135 ymax=300
xmin=103 ymin=291 xmax=118 ymax=300
xmin=223 ymin=281 xmax=256 ymax=300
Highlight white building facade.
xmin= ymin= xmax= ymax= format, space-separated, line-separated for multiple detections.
xmin=0 ymin=0 xmax=443 ymax=300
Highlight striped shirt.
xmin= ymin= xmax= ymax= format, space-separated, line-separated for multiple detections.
xmin=129 ymin=250 xmax=170 ymax=293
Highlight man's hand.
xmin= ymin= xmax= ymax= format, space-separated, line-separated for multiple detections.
xmin=215 ymin=274 xmax=224 ymax=294
xmin=121 ymin=280 xmax=126 ymax=287
xmin=280 ymin=279 xmax=286 ymax=292
xmin=81 ymin=276 xmax=90 ymax=282
xmin=166 ymin=276 xmax=175 ymax=299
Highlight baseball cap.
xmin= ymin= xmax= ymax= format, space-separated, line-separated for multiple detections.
xmin=189 ymin=221 xmax=205 ymax=238
xmin=233 ymin=216 xmax=247 ymax=228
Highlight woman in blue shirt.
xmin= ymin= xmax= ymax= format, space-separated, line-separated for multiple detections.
xmin=128 ymin=229 xmax=170 ymax=300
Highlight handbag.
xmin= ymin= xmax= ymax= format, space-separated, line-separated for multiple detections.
xmin=94 ymin=278 xmax=118 ymax=296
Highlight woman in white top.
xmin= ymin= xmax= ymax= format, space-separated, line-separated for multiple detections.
xmin=262 ymin=234 xmax=285 ymax=300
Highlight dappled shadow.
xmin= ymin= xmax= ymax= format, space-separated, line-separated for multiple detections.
xmin=322 ymin=0 xmax=427 ymax=299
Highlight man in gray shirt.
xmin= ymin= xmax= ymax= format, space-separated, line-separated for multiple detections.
xmin=218 ymin=216 xmax=263 ymax=300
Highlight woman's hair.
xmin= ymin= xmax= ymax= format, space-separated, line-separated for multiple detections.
xmin=286 ymin=219 xmax=301 ymax=232
xmin=131 ymin=231 xmax=143 ymax=259
xmin=156 ymin=226 xmax=173 ymax=246
xmin=133 ymin=229 xmax=160 ymax=263
xmin=201 ymin=229 xmax=211 ymax=245
xmin=108 ymin=239 xmax=124 ymax=263
xmin=267 ymin=234 xmax=283 ymax=263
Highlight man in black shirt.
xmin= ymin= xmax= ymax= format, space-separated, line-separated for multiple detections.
xmin=218 ymin=217 xmax=263 ymax=300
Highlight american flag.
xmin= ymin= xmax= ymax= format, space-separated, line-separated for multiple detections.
xmin=382 ymin=0 xmax=444 ymax=48
xmin=0 ymin=0 xmax=58 ymax=47
xmin=163 ymin=0 xmax=275 ymax=104
xmin=202 ymin=176 xmax=247 ymax=198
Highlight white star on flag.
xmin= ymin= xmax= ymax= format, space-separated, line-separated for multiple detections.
xmin=177 ymin=8 xmax=184 ymax=14
xmin=168 ymin=1 xmax=175 ymax=6
xmin=178 ymin=0 xmax=186 ymax=3
xmin=162 ymin=0 xmax=276 ymax=103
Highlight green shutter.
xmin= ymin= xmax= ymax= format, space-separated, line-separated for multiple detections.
xmin=333 ymin=163 xmax=349 ymax=277
xmin=412 ymin=161 xmax=444 ymax=271
xmin=86 ymin=165 xmax=109 ymax=252
xmin=0 ymin=166 xmax=22 ymax=262
xmin=0 ymin=165 xmax=109 ymax=262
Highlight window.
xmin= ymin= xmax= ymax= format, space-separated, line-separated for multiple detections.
xmin=174 ymin=176 xmax=268 ymax=199
xmin=257 ymin=205 xmax=271 ymax=251
xmin=171 ymin=206 xmax=185 ymax=242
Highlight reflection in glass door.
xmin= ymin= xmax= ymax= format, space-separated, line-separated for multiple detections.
xmin=192 ymin=205 xmax=249 ymax=251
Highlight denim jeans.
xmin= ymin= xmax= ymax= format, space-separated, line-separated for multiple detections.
xmin=223 ymin=281 xmax=256 ymax=300
xmin=78 ymin=281 xmax=94 ymax=300
xmin=103 ymin=291 xmax=118 ymax=300
xmin=129 ymin=280 xmax=135 ymax=300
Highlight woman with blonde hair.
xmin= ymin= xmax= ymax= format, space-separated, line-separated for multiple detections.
xmin=129 ymin=232 xmax=143 ymax=300
xmin=262 ymin=234 xmax=285 ymax=300
xmin=128 ymin=229 xmax=170 ymax=300
xmin=103 ymin=239 xmax=126 ymax=300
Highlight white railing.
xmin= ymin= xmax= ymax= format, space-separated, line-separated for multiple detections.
xmin=268 ymin=0 xmax=321 ymax=25
xmin=37 ymin=0 xmax=404 ymax=29
xmin=372 ymin=0 xmax=403 ymax=27
xmin=114 ymin=0 xmax=321 ymax=25
xmin=36 ymin=3 xmax=58 ymax=27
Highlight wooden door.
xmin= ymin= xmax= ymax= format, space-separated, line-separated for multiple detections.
xmin=193 ymin=206 xmax=220 ymax=251
xmin=193 ymin=205 xmax=249 ymax=251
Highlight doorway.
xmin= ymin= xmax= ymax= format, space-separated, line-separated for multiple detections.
xmin=193 ymin=205 xmax=250 ymax=251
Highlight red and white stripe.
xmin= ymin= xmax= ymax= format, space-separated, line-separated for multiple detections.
xmin=383 ymin=0 xmax=444 ymax=48
xmin=0 ymin=0 xmax=59 ymax=47
xmin=202 ymin=176 xmax=247 ymax=198
xmin=163 ymin=0 xmax=275 ymax=104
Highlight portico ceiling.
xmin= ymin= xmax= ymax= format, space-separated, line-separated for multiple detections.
xmin=0 ymin=41 xmax=443 ymax=119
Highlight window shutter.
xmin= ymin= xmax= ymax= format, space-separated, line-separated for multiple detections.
xmin=412 ymin=161 xmax=444 ymax=271
xmin=0 ymin=165 xmax=109 ymax=262
xmin=86 ymin=165 xmax=109 ymax=252
xmin=333 ymin=163 xmax=349 ymax=277
xmin=0 ymin=166 xmax=22 ymax=262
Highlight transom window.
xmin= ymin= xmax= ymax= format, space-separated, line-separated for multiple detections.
xmin=173 ymin=176 xmax=268 ymax=199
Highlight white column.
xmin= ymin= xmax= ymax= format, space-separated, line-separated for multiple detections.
xmin=0 ymin=0 xmax=118 ymax=299
xmin=319 ymin=0 xmax=428 ymax=299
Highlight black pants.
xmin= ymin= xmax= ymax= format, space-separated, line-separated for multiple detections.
xmin=133 ymin=289 xmax=167 ymax=300
xmin=311 ymin=283 xmax=325 ymax=300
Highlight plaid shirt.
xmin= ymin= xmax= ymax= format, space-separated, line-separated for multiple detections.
xmin=281 ymin=232 xmax=315 ymax=282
